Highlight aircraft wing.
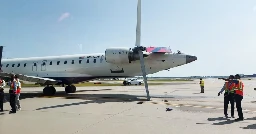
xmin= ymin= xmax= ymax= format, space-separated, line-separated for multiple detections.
xmin=146 ymin=47 xmax=172 ymax=53
xmin=0 ymin=72 xmax=59 ymax=85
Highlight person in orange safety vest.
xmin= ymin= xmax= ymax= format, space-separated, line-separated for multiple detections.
xmin=9 ymin=74 xmax=17 ymax=114
xmin=218 ymin=75 xmax=235 ymax=118
xmin=0 ymin=78 xmax=6 ymax=112
xmin=233 ymin=74 xmax=244 ymax=121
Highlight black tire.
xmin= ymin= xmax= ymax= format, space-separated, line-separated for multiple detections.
xmin=70 ymin=85 xmax=76 ymax=93
xmin=43 ymin=86 xmax=56 ymax=96
xmin=123 ymin=81 xmax=127 ymax=86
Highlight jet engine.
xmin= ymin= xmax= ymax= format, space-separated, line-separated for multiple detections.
xmin=105 ymin=47 xmax=147 ymax=64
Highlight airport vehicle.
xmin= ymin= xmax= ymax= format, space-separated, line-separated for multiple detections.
xmin=0 ymin=0 xmax=197 ymax=99
xmin=123 ymin=78 xmax=143 ymax=86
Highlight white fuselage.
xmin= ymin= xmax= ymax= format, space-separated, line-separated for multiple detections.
xmin=1 ymin=52 xmax=189 ymax=84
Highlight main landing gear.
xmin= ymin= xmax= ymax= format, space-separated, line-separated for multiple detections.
xmin=43 ymin=85 xmax=56 ymax=96
xmin=42 ymin=85 xmax=77 ymax=96
xmin=65 ymin=85 xmax=76 ymax=93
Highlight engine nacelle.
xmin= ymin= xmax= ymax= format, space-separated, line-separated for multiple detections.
xmin=105 ymin=47 xmax=140 ymax=64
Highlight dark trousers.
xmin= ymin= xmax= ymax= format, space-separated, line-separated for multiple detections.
xmin=0 ymin=91 xmax=4 ymax=111
xmin=224 ymin=93 xmax=234 ymax=116
xmin=200 ymin=86 xmax=204 ymax=93
xmin=234 ymin=94 xmax=243 ymax=119
xmin=9 ymin=90 xmax=16 ymax=113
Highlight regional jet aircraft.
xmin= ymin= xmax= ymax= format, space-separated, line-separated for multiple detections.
xmin=0 ymin=0 xmax=197 ymax=96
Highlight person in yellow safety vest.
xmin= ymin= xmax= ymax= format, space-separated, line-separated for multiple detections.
xmin=0 ymin=78 xmax=6 ymax=112
xmin=9 ymin=74 xmax=17 ymax=114
xmin=199 ymin=78 xmax=204 ymax=93
xmin=14 ymin=75 xmax=21 ymax=111
xmin=233 ymin=74 xmax=244 ymax=121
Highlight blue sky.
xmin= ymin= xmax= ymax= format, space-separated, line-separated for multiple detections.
xmin=1 ymin=0 xmax=256 ymax=77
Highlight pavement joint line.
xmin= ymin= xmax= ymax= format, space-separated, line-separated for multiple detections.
xmin=72 ymin=105 xmax=138 ymax=134
xmin=205 ymin=107 xmax=215 ymax=109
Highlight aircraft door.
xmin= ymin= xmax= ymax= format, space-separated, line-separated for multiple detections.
xmin=32 ymin=62 xmax=37 ymax=71
xmin=41 ymin=60 xmax=47 ymax=71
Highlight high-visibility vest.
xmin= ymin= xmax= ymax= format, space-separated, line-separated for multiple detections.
xmin=0 ymin=80 xmax=3 ymax=87
xmin=9 ymin=80 xmax=17 ymax=92
xmin=234 ymin=80 xmax=244 ymax=96
xmin=224 ymin=81 xmax=235 ymax=94
xmin=200 ymin=80 xmax=204 ymax=86
xmin=16 ymin=81 xmax=21 ymax=94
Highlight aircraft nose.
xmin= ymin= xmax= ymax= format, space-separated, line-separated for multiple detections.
xmin=186 ymin=55 xmax=197 ymax=64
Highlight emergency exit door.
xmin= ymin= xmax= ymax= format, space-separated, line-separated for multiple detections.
xmin=41 ymin=60 xmax=47 ymax=71
xmin=32 ymin=62 xmax=37 ymax=71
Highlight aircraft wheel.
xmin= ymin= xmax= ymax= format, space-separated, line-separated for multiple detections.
xmin=70 ymin=85 xmax=76 ymax=93
xmin=123 ymin=81 xmax=127 ymax=86
xmin=65 ymin=85 xmax=76 ymax=93
xmin=43 ymin=86 xmax=56 ymax=96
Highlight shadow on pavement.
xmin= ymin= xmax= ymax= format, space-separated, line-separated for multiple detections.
xmin=207 ymin=116 xmax=256 ymax=127
xmin=1 ymin=88 xmax=152 ymax=111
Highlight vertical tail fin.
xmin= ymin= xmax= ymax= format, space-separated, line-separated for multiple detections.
xmin=0 ymin=46 xmax=3 ymax=72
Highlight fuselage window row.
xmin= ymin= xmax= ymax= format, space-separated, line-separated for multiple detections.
xmin=2 ymin=57 xmax=104 ymax=68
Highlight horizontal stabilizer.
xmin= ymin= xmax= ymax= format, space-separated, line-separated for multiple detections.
xmin=146 ymin=47 xmax=171 ymax=53
xmin=0 ymin=72 xmax=59 ymax=85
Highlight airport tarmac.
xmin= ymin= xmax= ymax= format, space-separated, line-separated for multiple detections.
xmin=0 ymin=79 xmax=256 ymax=134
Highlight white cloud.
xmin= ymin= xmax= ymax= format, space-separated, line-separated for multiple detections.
xmin=58 ymin=12 xmax=70 ymax=22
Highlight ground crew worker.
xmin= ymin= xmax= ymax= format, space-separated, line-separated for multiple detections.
xmin=233 ymin=74 xmax=244 ymax=121
xmin=0 ymin=78 xmax=6 ymax=112
xmin=9 ymin=75 xmax=17 ymax=114
xmin=199 ymin=78 xmax=204 ymax=93
xmin=218 ymin=75 xmax=235 ymax=118
xmin=15 ymin=75 xmax=21 ymax=111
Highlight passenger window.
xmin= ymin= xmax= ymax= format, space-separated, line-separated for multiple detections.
xmin=24 ymin=63 xmax=26 ymax=67
xmin=87 ymin=59 xmax=89 ymax=63
xmin=17 ymin=63 xmax=20 ymax=67
xmin=93 ymin=59 xmax=96 ymax=63
xmin=79 ymin=60 xmax=82 ymax=64
xmin=64 ymin=61 xmax=67 ymax=64
xmin=12 ymin=64 xmax=15 ymax=67
xmin=72 ymin=60 xmax=74 ymax=64
xmin=34 ymin=63 xmax=36 ymax=66
xmin=49 ymin=61 xmax=52 ymax=65
xmin=57 ymin=61 xmax=60 ymax=65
